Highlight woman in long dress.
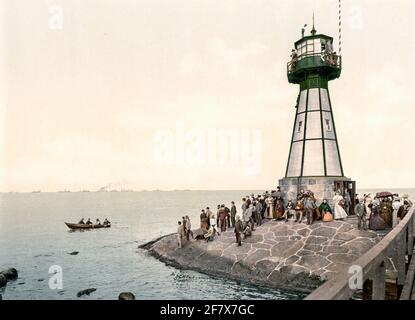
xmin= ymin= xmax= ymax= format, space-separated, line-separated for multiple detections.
xmin=333 ymin=192 xmax=348 ymax=220
xmin=273 ymin=197 xmax=285 ymax=220
xmin=265 ymin=196 xmax=274 ymax=219
xmin=364 ymin=194 xmax=373 ymax=216
xmin=319 ymin=199 xmax=333 ymax=222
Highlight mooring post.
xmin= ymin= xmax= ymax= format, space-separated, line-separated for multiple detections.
xmin=372 ymin=261 xmax=386 ymax=300
xmin=396 ymin=233 xmax=407 ymax=299
xmin=408 ymin=219 xmax=414 ymax=259
xmin=413 ymin=211 xmax=415 ymax=240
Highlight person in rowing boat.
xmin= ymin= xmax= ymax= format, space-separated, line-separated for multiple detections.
xmin=103 ymin=218 xmax=110 ymax=226
xmin=86 ymin=218 xmax=92 ymax=225
xmin=78 ymin=218 xmax=85 ymax=224
xmin=96 ymin=218 xmax=101 ymax=225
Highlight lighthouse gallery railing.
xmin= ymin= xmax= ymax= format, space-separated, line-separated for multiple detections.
xmin=287 ymin=53 xmax=342 ymax=75
xmin=306 ymin=204 xmax=415 ymax=300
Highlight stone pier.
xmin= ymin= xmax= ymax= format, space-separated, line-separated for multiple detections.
xmin=141 ymin=218 xmax=383 ymax=293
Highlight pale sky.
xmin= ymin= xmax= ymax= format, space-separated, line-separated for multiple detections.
xmin=0 ymin=0 xmax=414 ymax=192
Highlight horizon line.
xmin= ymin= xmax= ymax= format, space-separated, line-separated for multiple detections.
xmin=1 ymin=186 xmax=414 ymax=194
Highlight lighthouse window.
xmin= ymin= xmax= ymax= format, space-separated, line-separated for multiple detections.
xmin=307 ymin=40 xmax=314 ymax=54
xmin=303 ymin=140 xmax=325 ymax=176
xmin=299 ymin=43 xmax=306 ymax=57
xmin=287 ymin=142 xmax=303 ymax=177
xmin=298 ymin=90 xmax=307 ymax=112
xmin=325 ymin=119 xmax=332 ymax=131
xmin=308 ymin=88 xmax=320 ymax=111
xmin=325 ymin=140 xmax=342 ymax=176
xmin=306 ymin=112 xmax=322 ymax=139
xmin=294 ymin=114 xmax=305 ymax=141
xmin=323 ymin=113 xmax=335 ymax=139
xmin=320 ymin=89 xmax=331 ymax=111
xmin=314 ymin=39 xmax=321 ymax=54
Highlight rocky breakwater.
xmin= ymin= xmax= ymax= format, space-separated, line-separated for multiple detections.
xmin=1 ymin=268 xmax=18 ymax=300
xmin=142 ymin=219 xmax=382 ymax=293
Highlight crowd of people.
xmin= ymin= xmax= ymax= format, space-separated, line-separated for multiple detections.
xmin=360 ymin=193 xmax=412 ymax=231
xmin=175 ymin=188 xmax=413 ymax=248
xmin=77 ymin=218 xmax=111 ymax=226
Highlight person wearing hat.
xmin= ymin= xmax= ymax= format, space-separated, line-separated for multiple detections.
xmin=319 ymin=199 xmax=333 ymax=222
xmin=392 ymin=197 xmax=402 ymax=228
xmin=290 ymin=49 xmax=298 ymax=71
xmin=224 ymin=204 xmax=231 ymax=228
xmin=177 ymin=221 xmax=185 ymax=249
xmin=399 ymin=201 xmax=410 ymax=220
xmin=230 ymin=201 xmax=237 ymax=228
xmin=355 ymin=197 xmax=367 ymax=230
xmin=402 ymin=194 xmax=413 ymax=207
xmin=265 ymin=195 xmax=274 ymax=219
xmin=255 ymin=200 xmax=263 ymax=226
xmin=200 ymin=209 xmax=208 ymax=231
xmin=275 ymin=187 xmax=282 ymax=200
xmin=218 ymin=204 xmax=227 ymax=232
xmin=234 ymin=215 xmax=243 ymax=246
xmin=208 ymin=208 xmax=219 ymax=236
xmin=333 ymin=192 xmax=348 ymax=220
xmin=369 ymin=205 xmax=387 ymax=231
xmin=303 ymin=195 xmax=316 ymax=225
xmin=283 ymin=199 xmax=295 ymax=222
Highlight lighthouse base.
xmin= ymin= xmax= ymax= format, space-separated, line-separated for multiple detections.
xmin=278 ymin=177 xmax=356 ymax=212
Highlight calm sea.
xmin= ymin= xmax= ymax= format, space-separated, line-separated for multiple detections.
xmin=0 ymin=189 xmax=413 ymax=300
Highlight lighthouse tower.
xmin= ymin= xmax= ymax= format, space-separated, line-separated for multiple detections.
xmin=279 ymin=24 xmax=355 ymax=209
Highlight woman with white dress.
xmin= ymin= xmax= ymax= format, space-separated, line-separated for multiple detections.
xmin=265 ymin=196 xmax=274 ymax=219
xmin=364 ymin=194 xmax=373 ymax=217
xmin=333 ymin=192 xmax=348 ymax=220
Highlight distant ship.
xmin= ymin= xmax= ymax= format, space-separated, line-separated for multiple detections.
xmin=110 ymin=189 xmax=119 ymax=192
xmin=120 ymin=189 xmax=134 ymax=192
xmin=81 ymin=190 xmax=90 ymax=192
xmin=58 ymin=190 xmax=71 ymax=193
xmin=32 ymin=191 xmax=41 ymax=193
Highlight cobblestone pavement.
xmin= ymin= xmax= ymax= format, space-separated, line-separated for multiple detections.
xmin=145 ymin=217 xmax=383 ymax=292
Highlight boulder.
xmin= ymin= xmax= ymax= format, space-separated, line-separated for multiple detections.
xmin=0 ymin=268 xmax=18 ymax=280
xmin=77 ymin=288 xmax=97 ymax=297
xmin=0 ymin=274 xmax=7 ymax=288
xmin=118 ymin=292 xmax=135 ymax=300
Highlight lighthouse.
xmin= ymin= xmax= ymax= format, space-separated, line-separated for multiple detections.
xmin=279 ymin=24 xmax=356 ymax=209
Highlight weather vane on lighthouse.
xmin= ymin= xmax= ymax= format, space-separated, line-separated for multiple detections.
xmin=279 ymin=15 xmax=356 ymax=210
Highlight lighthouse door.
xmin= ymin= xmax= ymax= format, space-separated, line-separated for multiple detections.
xmin=347 ymin=181 xmax=356 ymax=215
xmin=334 ymin=181 xmax=343 ymax=194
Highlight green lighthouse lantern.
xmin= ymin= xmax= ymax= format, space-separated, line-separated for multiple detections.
xmin=279 ymin=24 xmax=356 ymax=211
xmin=288 ymin=31 xmax=341 ymax=87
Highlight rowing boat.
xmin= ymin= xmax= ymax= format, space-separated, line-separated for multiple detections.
xmin=65 ymin=222 xmax=111 ymax=230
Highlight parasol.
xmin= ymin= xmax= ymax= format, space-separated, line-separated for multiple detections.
xmin=375 ymin=191 xmax=393 ymax=198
